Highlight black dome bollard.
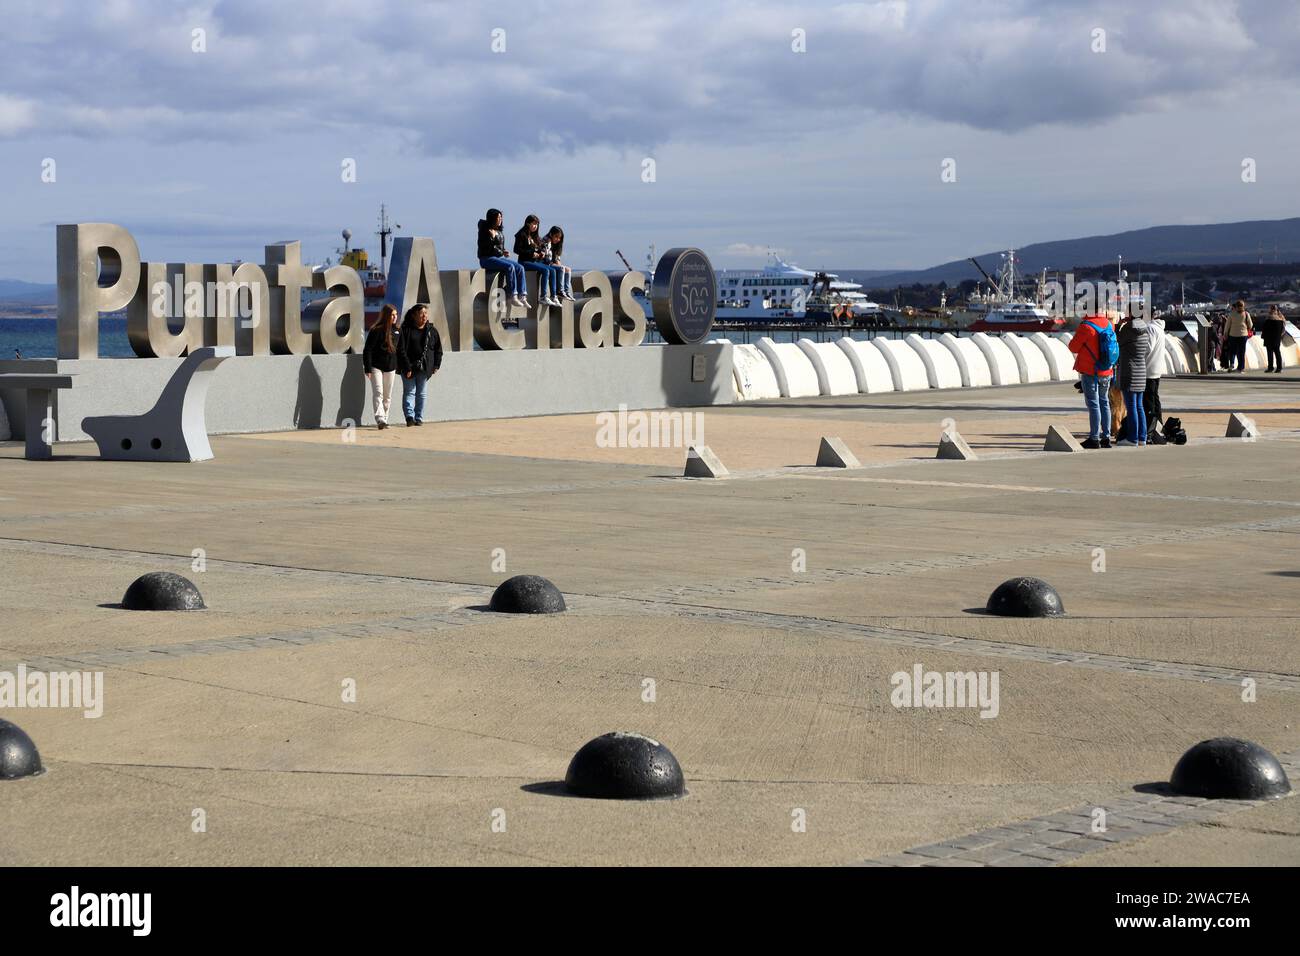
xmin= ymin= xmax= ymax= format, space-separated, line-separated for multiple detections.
xmin=564 ymin=732 xmax=685 ymax=800
xmin=489 ymin=574 xmax=566 ymax=614
xmin=0 ymin=719 xmax=44 ymax=780
xmin=1170 ymin=738 xmax=1291 ymax=800
xmin=121 ymin=571 xmax=206 ymax=611
xmin=985 ymin=576 xmax=1065 ymax=617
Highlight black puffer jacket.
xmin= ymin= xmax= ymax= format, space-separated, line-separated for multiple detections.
xmin=477 ymin=220 xmax=507 ymax=259
xmin=363 ymin=323 xmax=399 ymax=373
xmin=396 ymin=320 xmax=443 ymax=379
xmin=1117 ymin=319 xmax=1149 ymax=393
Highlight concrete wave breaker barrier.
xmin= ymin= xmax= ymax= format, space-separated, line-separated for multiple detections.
xmin=905 ymin=334 xmax=963 ymax=389
xmin=1028 ymin=332 xmax=1077 ymax=381
xmin=836 ymin=338 xmax=895 ymax=393
xmin=938 ymin=333 xmax=992 ymax=388
xmin=756 ymin=337 xmax=821 ymax=398
xmin=1002 ymin=334 xmax=1052 ymax=384
xmin=730 ymin=343 xmax=782 ymax=400
xmin=796 ymin=339 xmax=860 ymax=396
xmin=871 ymin=338 xmax=931 ymax=391
xmin=970 ymin=333 xmax=1023 ymax=385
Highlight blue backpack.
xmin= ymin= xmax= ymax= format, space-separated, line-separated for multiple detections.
xmin=1084 ymin=319 xmax=1120 ymax=372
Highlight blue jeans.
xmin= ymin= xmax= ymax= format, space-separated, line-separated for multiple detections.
xmin=521 ymin=261 xmax=559 ymax=297
xmin=1125 ymin=390 xmax=1146 ymax=443
xmin=479 ymin=257 xmax=526 ymax=296
xmin=402 ymin=372 xmax=427 ymax=422
xmin=555 ymin=265 xmax=572 ymax=295
xmin=1081 ymin=373 xmax=1111 ymax=440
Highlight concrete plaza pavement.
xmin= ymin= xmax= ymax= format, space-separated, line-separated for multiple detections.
xmin=1 ymin=373 xmax=1297 ymax=865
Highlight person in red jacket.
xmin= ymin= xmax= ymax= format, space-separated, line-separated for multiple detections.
xmin=1069 ymin=313 xmax=1115 ymax=448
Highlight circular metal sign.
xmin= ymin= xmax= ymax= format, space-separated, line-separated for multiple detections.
xmin=650 ymin=247 xmax=716 ymax=345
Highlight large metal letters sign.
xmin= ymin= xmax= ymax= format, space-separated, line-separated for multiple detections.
xmin=56 ymin=224 xmax=715 ymax=359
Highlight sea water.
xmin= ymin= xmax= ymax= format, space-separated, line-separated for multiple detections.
xmin=0 ymin=318 xmax=135 ymax=360
xmin=0 ymin=315 xmax=924 ymax=360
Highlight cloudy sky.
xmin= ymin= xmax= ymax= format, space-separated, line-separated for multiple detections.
xmin=2 ymin=0 xmax=1299 ymax=281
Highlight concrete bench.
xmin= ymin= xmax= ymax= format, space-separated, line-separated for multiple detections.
xmin=82 ymin=346 xmax=234 ymax=462
xmin=0 ymin=373 xmax=76 ymax=460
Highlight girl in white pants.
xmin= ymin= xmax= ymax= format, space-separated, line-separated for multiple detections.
xmin=363 ymin=304 xmax=400 ymax=428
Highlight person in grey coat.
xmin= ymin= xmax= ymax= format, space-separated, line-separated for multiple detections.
xmin=1116 ymin=315 xmax=1149 ymax=445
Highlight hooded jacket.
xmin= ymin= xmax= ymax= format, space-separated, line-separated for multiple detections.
xmin=1068 ymin=315 xmax=1114 ymax=377
xmin=477 ymin=220 xmax=507 ymax=260
xmin=1144 ymin=318 xmax=1167 ymax=379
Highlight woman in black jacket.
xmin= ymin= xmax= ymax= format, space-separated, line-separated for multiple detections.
xmin=1262 ymin=305 xmax=1286 ymax=372
xmin=396 ymin=304 xmax=443 ymax=426
xmin=477 ymin=208 xmax=528 ymax=309
xmin=363 ymin=304 xmax=400 ymax=429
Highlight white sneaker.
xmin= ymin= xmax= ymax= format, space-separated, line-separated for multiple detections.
xmin=561 ymin=291 xmax=576 ymax=301
xmin=546 ymin=296 xmax=561 ymax=307
xmin=511 ymin=295 xmax=527 ymax=308
xmin=1115 ymin=438 xmax=1135 ymax=446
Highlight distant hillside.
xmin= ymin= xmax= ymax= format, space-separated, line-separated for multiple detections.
xmin=863 ymin=217 xmax=1300 ymax=286
xmin=0 ymin=279 xmax=56 ymax=304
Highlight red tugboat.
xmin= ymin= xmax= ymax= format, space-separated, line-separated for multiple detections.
xmin=302 ymin=204 xmax=396 ymax=330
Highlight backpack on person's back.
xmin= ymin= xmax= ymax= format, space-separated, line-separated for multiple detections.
xmin=1084 ymin=318 xmax=1120 ymax=372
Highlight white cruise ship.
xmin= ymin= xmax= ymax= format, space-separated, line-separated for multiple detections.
xmin=715 ymin=256 xmax=883 ymax=323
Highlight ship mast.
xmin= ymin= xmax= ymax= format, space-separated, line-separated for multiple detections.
xmin=376 ymin=204 xmax=395 ymax=275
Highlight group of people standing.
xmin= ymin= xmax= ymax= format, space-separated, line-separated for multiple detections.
xmin=1207 ymin=302 xmax=1288 ymax=373
xmin=477 ymin=208 xmax=574 ymax=308
xmin=1070 ymin=309 xmax=1168 ymax=448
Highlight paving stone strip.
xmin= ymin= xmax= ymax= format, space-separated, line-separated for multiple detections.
xmin=856 ymin=751 xmax=1300 ymax=868
xmin=0 ymin=476 xmax=658 ymax=528
xmin=618 ymin=511 xmax=1300 ymax=603
xmin=0 ymin=545 xmax=1294 ymax=692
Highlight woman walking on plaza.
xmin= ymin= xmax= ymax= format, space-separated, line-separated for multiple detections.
xmin=1224 ymin=300 xmax=1253 ymax=372
xmin=513 ymin=214 xmax=561 ymax=307
xmin=477 ymin=209 xmax=528 ymax=309
xmin=397 ymin=304 xmax=443 ymax=427
xmin=1262 ymin=305 xmax=1286 ymax=373
xmin=1068 ymin=312 xmax=1118 ymax=449
xmin=363 ymin=303 xmax=400 ymax=429
xmin=1116 ymin=313 xmax=1150 ymax=446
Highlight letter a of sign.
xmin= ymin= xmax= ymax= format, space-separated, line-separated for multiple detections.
xmin=388 ymin=237 xmax=451 ymax=340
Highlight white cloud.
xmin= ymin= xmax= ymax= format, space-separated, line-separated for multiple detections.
xmin=0 ymin=95 xmax=36 ymax=135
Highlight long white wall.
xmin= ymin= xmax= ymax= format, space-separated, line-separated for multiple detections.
xmin=718 ymin=325 xmax=1300 ymax=407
